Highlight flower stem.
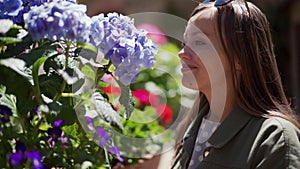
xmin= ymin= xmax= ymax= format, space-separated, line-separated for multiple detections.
xmin=53 ymin=41 xmax=70 ymax=102
xmin=94 ymin=61 xmax=112 ymax=88
xmin=104 ymin=148 xmax=112 ymax=169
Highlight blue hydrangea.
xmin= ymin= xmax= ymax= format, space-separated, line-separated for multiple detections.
xmin=0 ymin=0 xmax=23 ymax=20
xmin=0 ymin=0 xmax=75 ymax=24
xmin=89 ymin=13 xmax=157 ymax=85
xmin=24 ymin=0 xmax=91 ymax=42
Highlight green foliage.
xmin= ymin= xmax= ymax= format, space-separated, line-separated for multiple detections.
xmin=0 ymin=18 xmax=182 ymax=169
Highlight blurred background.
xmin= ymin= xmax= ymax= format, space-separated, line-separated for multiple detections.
xmin=78 ymin=0 xmax=300 ymax=114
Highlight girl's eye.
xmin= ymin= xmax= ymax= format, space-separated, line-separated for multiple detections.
xmin=181 ymin=42 xmax=186 ymax=48
xmin=195 ymin=40 xmax=206 ymax=46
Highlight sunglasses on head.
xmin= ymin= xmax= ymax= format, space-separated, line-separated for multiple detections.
xmin=192 ymin=0 xmax=250 ymax=14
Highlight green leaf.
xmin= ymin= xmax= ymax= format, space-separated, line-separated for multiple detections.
xmin=81 ymin=64 xmax=95 ymax=79
xmin=0 ymin=58 xmax=31 ymax=79
xmin=32 ymin=57 xmax=48 ymax=103
xmin=0 ymin=65 xmax=36 ymax=116
xmin=0 ymin=37 xmax=21 ymax=44
xmin=39 ymin=73 xmax=63 ymax=98
xmin=76 ymin=42 xmax=98 ymax=58
xmin=89 ymin=92 xmax=123 ymax=130
xmin=17 ymin=42 xmax=58 ymax=67
xmin=115 ymin=79 xmax=134 ymax=120
xmin=0 ymin=34 xmax=33 ymax=59
xmin=62 ymin=122 xmax=79 ymax=140
xmin=0 ymin=85 xmax=17 ymax=115
xmin=0 ymin=65 xmax=33 ymax=101
xmin=5 ymin=25 xmax=22 ymax=37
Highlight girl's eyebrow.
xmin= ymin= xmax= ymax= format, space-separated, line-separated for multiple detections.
xmin=184 ymin=31 xmax=209 ymax=41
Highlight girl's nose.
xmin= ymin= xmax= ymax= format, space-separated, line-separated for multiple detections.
xmin=178 ymin=48 xmax=192 ymax=60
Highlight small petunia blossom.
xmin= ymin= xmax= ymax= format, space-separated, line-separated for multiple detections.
xmin=15 ymin=141 xmax=26 ymax=153
xmin=25 ymin=150 xmax=44 ymax=169
xmin=47 ymin=126 xmax=63 ymax=142
xmin=9 ymin=152 xmax=24 ymax=166
xmin=108 ymin=146 xmax=124 ymax=162
xmin=96 ymin=127 xmax=109 ymax=147
xmin=0 ymin=105 xmax=13 ymax=123
xmin=53 ymin=119 xmax=64 ymax=127
xmin=9 ymin=141 xmax=26 ymax=166
xmin=85 ymin=116 xmax=94 ymax=130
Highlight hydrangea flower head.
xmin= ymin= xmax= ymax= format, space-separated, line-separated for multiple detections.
xmin=24 ymin=0 xmax=91 ymax=42
xmin=0 ymin=0 xmax=23 ymax=17
xmin=90 ymin=13 xmax=157 ymax=85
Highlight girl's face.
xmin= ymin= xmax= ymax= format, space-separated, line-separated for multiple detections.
xmin=178 ymin=7 xmax=234 ymax=94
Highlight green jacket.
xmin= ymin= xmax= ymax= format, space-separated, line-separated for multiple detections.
xmin=171 ymin=107 xmax=300 ymax=169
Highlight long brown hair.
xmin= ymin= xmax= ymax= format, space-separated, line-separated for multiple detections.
xmin=177 ymin=1 xmax=300 ymax=142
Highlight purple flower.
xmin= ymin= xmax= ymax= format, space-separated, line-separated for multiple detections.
xmin=9 ymin=141 xmax=26 ymax=166
xmin=85 ymin=116 xmax=94 ymax=130
xmin=47 ymin=119 xmax=63 ymax=142
xmin=10 ymin=152 xmax=24 ymax=166
xmin=108 ymin=146 xmax=124 ymax=162
xmin=0 ymin=105 xmax=13 ymax=123
xmin=53 ymin=119 xmax=64 ymax=127
xmin=24 ymin=0 xmax=91 ymax=42
xmin=26 ymin=108 xmax=42 ymax=125
xmin=16 ymin=141 xmax=26 ymax=153
xmin=96 ymin=127 xmax=109 ymax=147
xmin=0 ymin=0 xmax=23 ymax=17
xmin=89 ymin=13 xmax=157 ymax=85
xmin=25 ymin=150 xmax=44 ymax=169
xmin=47 ymin=126 xmax=63 ymax=142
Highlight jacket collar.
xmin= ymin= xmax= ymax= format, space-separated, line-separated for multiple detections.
xmin=208 ymin=106 xmax=252 ymax=148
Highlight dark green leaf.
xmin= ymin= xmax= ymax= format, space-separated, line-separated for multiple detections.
xmin=5 ymin=25 xmax=22 ymax=37
xmin=0 ymin=85 xmax=17 ymax=115
xmin=17 ymin=42 xmax=58 ymax=67
xmin=115 ymin=79 xmax=134 ymax=119
xmin=39 ymin=73 xmax=63 ymax=98
xmin=0 ymin=65 xmax=35 ymax=115
xmin=76 ymin=42 xmax=98 ymax=59
xmin=89 ymin=92 xmax=123 ymax=130
xmin=0 ymin=34 xmax=33 ymax=59
xmin=0 ymin=58 xmax=31 ymax=79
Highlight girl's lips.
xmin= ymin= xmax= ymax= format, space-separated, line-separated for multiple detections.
xmin=181 ymin=65 xmax=198 ymax=73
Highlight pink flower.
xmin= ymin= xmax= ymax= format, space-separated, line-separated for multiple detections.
xmin=155 ymin=104 xmax=173 ymax=124
xmin=132 ymin=89 xmax=160 ymax=108
xmin=103 ymin=85 xmax=121 ymax=95
xmin=137 ymin=23 xmax=167 ymax=46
